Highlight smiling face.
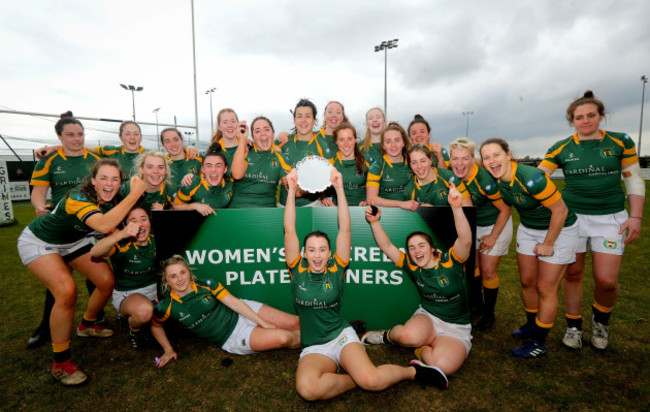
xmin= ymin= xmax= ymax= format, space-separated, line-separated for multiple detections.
xmin=120 ymin=123 xmax=142 ymax=153
xmin=59 ymin=123 xmax=85 ymax=155
xmin=161 ymin=130 xmax=184 ymax=158
xmin=92 ymin=165 xmax=122 ymax=203
xmin=294 ymin=106 xmax=316 ymax=137
xmin=382 ymin=130 xmax=405 ymax=161
xmin=324 ymin=102 xmax=344 ymax=132
xmin=571 ymin=103 xmax=603 ymax=138
xmin=407 ymin=234 xmax=435 ymax=269
xmin=202 ymin=154 xmax=227 ymax=187
xmin=450 ymin=147 xmax=474 ymax=180
xmin=335 ymin=128 xmax=356 ymax=159
xmin=141 ymin=155 xmax=166 ymax=189
xmin=409 ymin=122 xmax=430 ymax=146
xmin=480 ymin=143 xmax=512 ymax=181
xmin=366 ymin=109 xmax=385 ymax=136
xmin=164 ymin=263 xmax=193 ymax=296
xmin=409 ymin=149 xmax=433 ymax=181
xmin=126 ymin=208 xmax=151 ymax=244
xmin=304 ymin=235 xmax=331 ymax=273
xmin=218 ymin=111 xmax=239 ymax=141
xmin=252 ymin=119 xmax=274 ymax=151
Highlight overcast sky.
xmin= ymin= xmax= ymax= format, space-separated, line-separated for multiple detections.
xmin=1 ymin=0 xmax=649 ymax=158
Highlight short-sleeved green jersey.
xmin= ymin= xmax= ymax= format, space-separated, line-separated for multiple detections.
xmin=276 ymin=133 xmax=327 ymax=206
xmin=366 ymin=155 xmax=412 ymax=201
xmin=28 ymin=186 xmax=108 ymax=244
xmin=216 ymin=137 xmax=240 ymax=176
xmin=30 ymin=148 xmax=100 ymax=206
xmin=329 ymin=153 xmax=368 ymax=206
xmin=289 ymin=253 xmax=350 ymax=347
xmin=119 ymin=180 xmax=175 ymax=214
xmin=230 ymin=145 xmax=290 ymax=208
xmin=496 ymin=162 xmax=576 ymax=230
xmin=107 ymin=235 xmax=157 ymax=291
xmin=174 ymin=175 xmax=233 ymax=209
xmin=403 ymin=168 xmax=470 ymax=205
xmin=95 ymin=145 xmax=144 ymax=177
xmin=153 ymin=280 xmax=238 ymax=346
xmin=459 ymin=163 xmax=504 ymax=226
xmin=315 ymin=129 xmax=338 ymax=160
xmin=396 ymin=247 xmax=470 ymax=324
xmin=168 ymin=150 xmax=203 ymax=192
xmin=539 ymin=130 xmax=638 ymax=215
xmin=361 ymin=141 xmax=382 ymax=167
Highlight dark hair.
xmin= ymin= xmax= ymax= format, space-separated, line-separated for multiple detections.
xmin=79 ymin=159 xmax=123 ymax=204
xmin=333 ymin=122 xmax=365 ymax=175
xmin=303 ymin=230 xmax=331 ymax=250
xmin=406 ymin=231 xmax=434 ymax=250
xmin=479 ymin=137 xmax=510 ymax=158
xmin=251 ymin=116 xmax=275 ymax=136
xmin=408 ymin=114 xmax=431 ymax=135
xmin=160 ymin=127 xmax=183 ymax=146
xmin=203 ymin=142 xmax=228 ymax=167
xmin=407 ymin=144 xmax=435 ymax=164
xmin=380 ymin=122 xmax=411 ymax=159
xmin=54 ymin=111 xmax=83 ymax=136
xmin=294 ymin=98 xmax=317 ymax=120
xmin=123 ymin=205 xmax=149 ymax=228
xmin=321 ymin=101 xmax=349 ymax=130
xmin=565 ymin=90 xmax=606 ymax=124
xmin=119 ymin=121 xmax=142 ymax=136
xmin=212 ymin=108 xmax=238 ymax=142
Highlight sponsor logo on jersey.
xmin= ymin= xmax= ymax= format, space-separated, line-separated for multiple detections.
xmin=439 ymin=190 xmax=447 ymax=198
xmin=271 ymin=158 xmax=278 ymax=168
xmin=600 ymin=149 xmax=614 ymax=158
xmin=189 ymin=166 xmax=196 ymax=174
xmin=324 ymin=281 xmax=331 ymax=291
xmin=604 ymin=240 xmax=617 ymax=249
xmin=514 ymin=193 xmax=525 ymax=204
xmin=202 ymin=295 xmax=212 ymax=304
xmin=438 ymin=275 xmax=449 ymax=287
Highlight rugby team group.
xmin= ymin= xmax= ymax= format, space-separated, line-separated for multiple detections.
xmin=17 ymin=91 xmax=644 ymax=399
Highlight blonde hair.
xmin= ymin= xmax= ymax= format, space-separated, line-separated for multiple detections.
xmin=132 ymin=150 xmax=172 ymax=188
xmin=161 ymin=255 xmax=198 ymax=294
xmin=449 ymin=137 xmax=476 ymax=157
xmin=362 ymin=107 xmax=385 ymax=149
xmin=212 ymin=108 xmax=239 ymax=142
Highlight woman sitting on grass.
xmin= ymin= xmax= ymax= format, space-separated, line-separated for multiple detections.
xmin=151 ymin=255 xmax=300 ymax=367
xmin=362 ymin=182 xmax=473 ymax=389
xmin=284 ymin=168 xmax=444 ymax=400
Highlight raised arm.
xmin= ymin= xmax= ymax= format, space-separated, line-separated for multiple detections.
xmin=331 ymin=169 xmax=351 ymax=263
xmin=365 ymin=207 xmax=402 ymax=264
xmin=84 ymin=176 xmax=147 ymax=234
xmin=448 ymin=182 xmax=472 ymax=260
xmin=231 ymin=134 xmax=249 ymax=180
xmin=283 ymin=169 xmax=300 ymax=264
xmin=90 ymin=221 xmax=139 ymax=258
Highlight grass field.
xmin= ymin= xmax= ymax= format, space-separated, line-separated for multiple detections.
xmin=1 ymin=185 xmax=649 ymax=411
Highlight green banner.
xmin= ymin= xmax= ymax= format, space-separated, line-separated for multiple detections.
xmin=153 ymin=206 xmax=476 ymax=329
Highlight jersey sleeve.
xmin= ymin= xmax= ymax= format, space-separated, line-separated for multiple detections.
xmin=95 ymin=145 xmax=120 ymax=157
xmin=174 ymin=176 xmax=201 ymax=204
xmin=30 ymin=152 xmax=58 ymax=187
xmin=618 ymin=133 xmax=639 ymax=167
xmin=538 ymin=139 xmax=570 ymax=173
xmin=152 ymin=299 xmax=172 ymax=326
xmin=64 ymin=191 xmax=102 ymax=223
xmin=525 ymin=170 xmax=562 ymax=208
xmin=366 ymin=161 xmax=383 ymax=189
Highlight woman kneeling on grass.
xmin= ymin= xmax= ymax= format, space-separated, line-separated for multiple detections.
xmin=284 ymin=168 xmax=443 ymax=401
xmin=151 ymin=255 xmax=300 ymax=367
xmin=361 ymin=183 xmax=472 ymax=388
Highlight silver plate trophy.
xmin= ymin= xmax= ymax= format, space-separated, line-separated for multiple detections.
xmin=295 ymin=155 xmax=333 ymax=193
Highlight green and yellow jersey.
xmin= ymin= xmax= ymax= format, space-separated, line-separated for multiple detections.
xmin=174 ymin=175 xmax=234 ymax=209
xmin=276 ymin=133 xmax=327 ymax=207
xmin=95 ymin=145 xmax=144 ymax=177
xmin=315 ymin=129 xmax=338 ymax=160
xmin=366 ymin=155 xmax=412 ymax=201
xmin=119 ymin=180 xmax=175 ymax=214
xmin=329 ymin=153 xmax=369 ymax=205
xmin=403 ymin=167 xmax=470 ymax=206
xmin=539 ymin=130 xmax=638 ymax=215
xmin=361 ymin=141 xmax=382 ymax=167
xmin=230 ymin=145 xmax=290 ymax=208
xmin=30 ymin=148 xmax=100 ymax=206
xmin=107 ymin=235 xmax=157 ymax=291
xmin=496 ymin=162 xmax=576 ymax=230
xmin=289 ymin=253 xmax=350 ymax=347
xmin=457 ymin=163 xmax=504 ymax=226
xmin=168 ymin=149 xmax=203 ymax=192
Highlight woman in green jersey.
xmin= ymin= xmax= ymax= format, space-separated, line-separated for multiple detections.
xmin=449 ymin=138 xmax=513 ymax=331
xmin=90 ymin=206 xmax=158 ymax=349
xmin=366 ymin=122 xmax=413 ymax=208
xmin=316 ymin=101 xmax=348 ymax=159
xmin=539 ymin=91 xmax=645 ymax=350
xmin=17 ymin=159 xmax=146 ymax=386
xmin=362 ymin=182 xmax=473 ymax=389
xmin=151 ymin=255 xmax=300 ymax=367
xmin=361 ymin=107 xmax=386 ymax=167
xmin=120 ymin=150 xmax=175 ymax=213
xmin=284 ymin=168 xmax=444 ymax=400
xmin=325 ymin=122 xmax=368 ymax=206
xmin=210 ymin=108 xmax=248 ymax=167
xmin=404 ymin=145 xmax=472 ymax=208
xmin=408 ymin=114 xmax=449 ymax=168
xmin=230 ymin=116 xmax=290 ymax=208
xmin=174 ymin=146 xmax=234 ymax=214
xmin=481 ymin=138 xmax=579 ymax=359
xmin=160 ymin=127 xmax=202 ymax=191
